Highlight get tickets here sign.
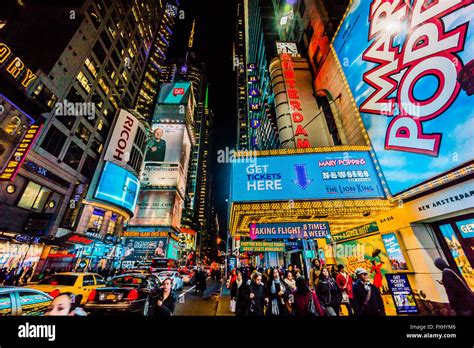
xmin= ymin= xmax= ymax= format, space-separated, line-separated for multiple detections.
xmin=231 ymin=151 xmax=384 ymax=202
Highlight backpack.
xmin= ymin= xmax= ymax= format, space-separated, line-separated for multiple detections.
xmin=308 ymin=292 xmax=319 ymax=316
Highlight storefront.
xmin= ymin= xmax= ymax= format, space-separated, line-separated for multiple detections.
xmin=0 ymin=234 xmax=46 ymax=275
xmin=372 ymin=179 xmax=474 ymax=315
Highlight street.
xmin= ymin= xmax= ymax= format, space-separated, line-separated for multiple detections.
xmin=174 ymin=277 xmax=221 ymax=316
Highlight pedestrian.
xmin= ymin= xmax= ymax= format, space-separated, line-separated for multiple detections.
xmin=267 ymin=268 xmax=290 ymax=316
xmin=293 ymin=277 xmax=324 ymax=316
xmin=317 ymin=267 xmax=342 ymax=316
xmin=151 ymin=277 xmax=177 ymax=316
xmin=4 ymin=268 xmax=16 ymax=286
xmin=45 ymin=292 xmax=87 ymax=316
xmin=352 ymin=268 xmax=385 ymax=316
xmin=21 ymin=267 xmax=34 ymax=286
xmin=227 ymin=269 xmax=237 ymax=290
xmin=283 ymin=270 xmax=296 ymax=292
xmin=230 ymin=271 xmax=244 ymax=314
xmin=196 ymin=267 xmax=207 ymax=296
xmin=434 ymin=258 xmax=474 ymax=316
xmin=309 ymin=259 xmax=322 ymax=289
xmin=248 ymin=272 xmax=268 ymax=316
xmin=336 ymin=264 xmax=354 ymax=316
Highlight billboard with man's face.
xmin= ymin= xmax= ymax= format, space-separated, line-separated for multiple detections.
xmin=333 ymin=0 xmax=474 ymax=195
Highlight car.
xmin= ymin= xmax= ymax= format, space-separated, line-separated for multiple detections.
xmin=26 ymin=272 xmax=107 ymax=305
xmin=179 ymin=269 xmax=195 ymax=286
xmin=155 ymin=271 xmax=183 ymax=291
xmin=0 ymin=286 xmax=53 ymax=316
xmin=84 ymin=273 xmax=161 ymax=316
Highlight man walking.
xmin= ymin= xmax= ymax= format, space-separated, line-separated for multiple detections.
xmin=352 ymin=268 xmax=385 ymax=316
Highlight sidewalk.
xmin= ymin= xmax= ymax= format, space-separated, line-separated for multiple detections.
xmin=216 ymin=284 xmax=234 ymax=316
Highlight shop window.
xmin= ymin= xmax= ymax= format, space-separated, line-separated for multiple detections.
xmin=18 ymin=291 xmax=52 ymax=316
xmin=41 ymin=125 xmax=67 ymax=157
xmin=0 ymin=294 xmax=12 ymax=316
xmin=88 ymin=209 xmax=105 ymax=233
xmin=107 ymin=213 xmax=117 ymax=234
xmin=17 ymin=181 xmax=51 ymax=212
xmin=63 ymin=141 xmax=84 ymax=170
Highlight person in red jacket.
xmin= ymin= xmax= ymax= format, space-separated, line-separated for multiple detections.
xmin=292 ymin=277 xmax=324 ymax=316
xmin=336 ymin=264 xmax=354 ymax=316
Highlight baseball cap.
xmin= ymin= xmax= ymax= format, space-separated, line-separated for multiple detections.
xmin=355 ymin=268 xmax=368 ymax=276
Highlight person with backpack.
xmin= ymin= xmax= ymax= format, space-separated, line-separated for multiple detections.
xmin=317 ymin=267 xmax=343 ymax=316
xmin=434 ymin=258 xmax=474 ymax=315
xmin=352 ymin=268 xmax=385 ymax=316
xmin=293 ymin=277 xmax=324 ymax=316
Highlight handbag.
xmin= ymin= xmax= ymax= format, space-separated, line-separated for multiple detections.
xmin=230 ymin=298 xmax=236 ymax=313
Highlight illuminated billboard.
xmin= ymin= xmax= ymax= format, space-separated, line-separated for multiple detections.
xmin=130 ymin=190 xmax=182 ymax=229
xmin=94 ymin=162 xmax=140 ymax=212
xmin=333 ymin=1 xmax=473 ymax=194
xmin=145 ymin=124 xmax=185 ymax=163
xmin=231 ymin=151 xmax=384 ymax=202
xmin=157 ymin=82 xmax=192 ymax=104
xmin=123 ymin=237 xmax=168 ymax=261
xmin=166 ymin=239 xmax=179 ymax=260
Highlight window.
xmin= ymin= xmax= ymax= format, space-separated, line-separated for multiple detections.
xmin=81 ymin=154 xmax=97 ymax=179
xmin=88 ymin=209 xmax=104 ymax=232
xmin=93 ymin=41 xmax=106 ymax=62
xmin=41 ymin=125 xmax=66 ymax=157
xmin=18 ymin=291 xmax=52 ymax=316
xmin=97 ymin=119 xmax=110 ymax=139
xmin=100 ymin=30 xmax=112 ymax=48
xmin=63 ymin=141 xmax=84 ymax=170
xmin=111 ymin=50 xmax=121 ymax=67
xmin=17 ymin=181 xmax=52 ymax=212
xmin=107 ymin=20 xmax=117 ymax=39
xmin=98 ymin=78 xmax=110 ymax=96
xmin=75 ymin=122 xmax=91 ymax=144
xmin=91 ymin=138 xmax=104 ymax=155
xmin=66 ymin=86 xmax=84 ymax=103
xmin=84 ymin=57 xmax=98 ymax=78
xmin=95 ymin=275 xmax=106 ymax=285
xmin=82 ymin=275 xmax=95 ymax=286
xmin=0 ymin=294 xmax=12 ymax=316
xmin=88 ymin=5 xmax=101 ymax=28
xmin=105 ymin=62 xmax=116 ymax=80
xmin=76 ymin=71 xmax=91 ymax=93
xmin=38 ymin=275 xmax=78 ymax=286
xmin=107 ymin=214 xmax=117 ymax=234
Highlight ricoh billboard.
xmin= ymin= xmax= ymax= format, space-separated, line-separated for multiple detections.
xmin=333 ymin=0 xmax=473 ymax=195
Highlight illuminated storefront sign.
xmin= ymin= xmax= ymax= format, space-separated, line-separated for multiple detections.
xmin=240 ymin=241 xmax=285 ymax=252
xmin=281 ymin=53 xmax=310 ymax=148
xmin=0 ymin=124 xmax=42 ymax=182
xmin=456 ymin=218 xmax=474 ymax=238
xmin=62 ymin=183 xmax=88 ymax=229
xmin=67 ymin=234 xmax=94 ymax=245
xmin=0 ymin=43 xmax=37 ymax=88
xmin=249 ymin=222 xmax=330 ymax=240
xmin=103 ymin=110 xmax=139 ymax=168
xmin=331 ymin=222 xmax=379 ymax=243
xmin=94 ymin=162 xmax=140 ymax=212
xmin=333 ymin=0 xmax=473 ymax=194
xmin=231 ymin=151 xmax=384 ymax=202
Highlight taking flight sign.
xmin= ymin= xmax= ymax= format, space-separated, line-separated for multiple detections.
xmin=333 ymin=0 xmax=474 ymax=195
xmin=231 ymin=151 xmax=384 ymax=202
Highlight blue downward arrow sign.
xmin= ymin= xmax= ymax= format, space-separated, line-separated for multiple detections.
xmin=293 ymin=164 xmax=313 ymax=190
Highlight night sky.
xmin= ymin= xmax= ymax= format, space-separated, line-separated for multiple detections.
xmin=167 ymin=0 xmax=237 ymax=235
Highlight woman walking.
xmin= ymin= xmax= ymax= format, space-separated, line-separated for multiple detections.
xmin=267 ymin=268 xmax=290 ymax=316
xmin=293 ymin=277 xmax=324 ymax=316
xmin=336 ymin=264 xmax=354 ymax=316
xmin=248 ymin=272 xmax=268 ymax=316
xmin=317 ymin=268 xmax=343 ymax=316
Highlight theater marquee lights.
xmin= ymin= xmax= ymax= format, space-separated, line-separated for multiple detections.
xmin=0 ymin=43 xmax=37 ymax=88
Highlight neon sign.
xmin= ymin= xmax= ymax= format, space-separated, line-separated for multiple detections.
xmin=0 ymin=43 xmax=37 ymax=88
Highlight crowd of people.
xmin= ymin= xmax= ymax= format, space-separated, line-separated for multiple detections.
xmin=227 ymin=259 xmax=386 ymax=317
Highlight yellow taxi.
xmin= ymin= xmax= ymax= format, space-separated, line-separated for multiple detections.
xmin=26 ymin=272 xmax=106 ymax=305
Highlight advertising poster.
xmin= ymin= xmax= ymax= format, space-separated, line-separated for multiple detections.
xmin=231 ymin=151 xmax=384 ymax=202
xmin=333 ymin=1 xmax=474 ymax=194
xmin=122 ymin=237 xmax=167 ymax=261
xmin=334 ymin=234 xmax=396 ymax=315
xmin=94 ymin=162 xmax=140 ymax=212
xmin=456 ymin=218 xmax=474 ymax=239
xmin=386 ymin=274 xmax=419 ymax=314
xmin=249 ymin=222 xmax=330 ymax=240
xmin=145 ymin=124 xmax=185 ymax=163
xmin=171 ymin=194 xmax=183 ymax=230
xmin=130 ymin=190 xmax=175 ymax=226
xmin=240 ymin=242 xmax=286 ymax=252
xmin=157 ymin=82 xmax=192 ymax=105
xmin=381 ymin=233 xmax=409 ymax=271
xmin=166 ymin=239 xmax=179 ymax=260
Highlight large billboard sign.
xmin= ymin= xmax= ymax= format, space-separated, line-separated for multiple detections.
xmin=145 ymin=124 xmax=185 ymax=163
xmin=94 ymin=162 xmax=140 ymax=212
xmin=231 ymin=151 xmax=384 ymax=202
xmin=103 ymin=110 xmax=139 ymax=169
xmin=123 ymin=237 xmax=168 ymax=261
xmin=249 ymin=222 xmax=330 ymax=240
xmin=157 ymin=82 xmax=192 ymax=105
xmin=333 ymin=0 xmax=474 ymax=194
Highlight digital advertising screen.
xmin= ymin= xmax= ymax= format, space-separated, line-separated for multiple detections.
xmin=166 ymin=239 xmax=179 ymax=260
xmin=122 ymin=237 xmax=168 ymax=261
xmin=157 ymin=82 xmax=192 ymax=105
xmin=94 ymin=162 xmax=140 ymax=212
xmin=129 ymin=190 xmax=176 ymax=226
xmin=333 ymin=1 xmax=474 ymax=195
xmin=231 ymin=151 xmax=384 ymax=202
